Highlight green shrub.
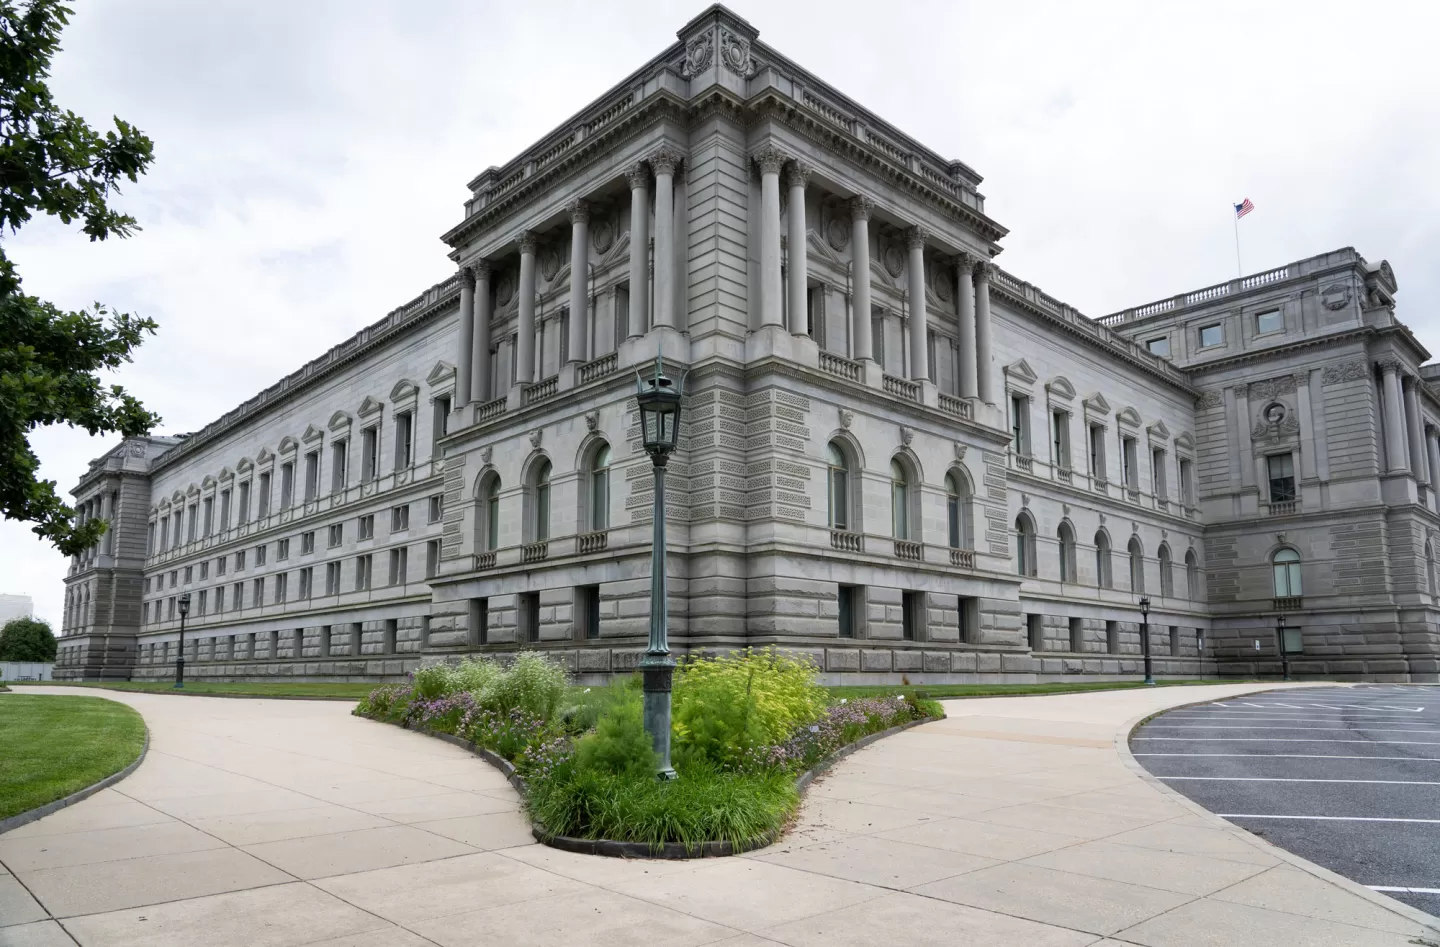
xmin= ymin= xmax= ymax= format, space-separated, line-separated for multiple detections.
xmin=574 ymin=691 xmax=656 ymax=777
xmin=411 ymin=663 xmax=455 ymax=701
xmin=672 ymin=648 xmax=827 ymax=767
xmin=452 ymin=657 xmax=503 ymax=696
xmin=560 ymin=675 xmax=640 ymax=734
xmin=356 ymin=685 xmax=406 ymax=718
xmin=486 ymin=652 xmax=570 ymax=719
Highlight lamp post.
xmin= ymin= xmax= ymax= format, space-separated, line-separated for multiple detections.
xmin=635 ymin=358 xmax=683 ymax=780
xmin=174 ymin=592 xmax=191 ymax=689
xmin=1276 ymin=613 xmax=1291 ymax=682
xmin=1138 ymin=595 xmax=1155 ymax=686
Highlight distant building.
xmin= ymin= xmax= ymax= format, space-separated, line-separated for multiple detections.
xmin=0 ymin=594 xmax=34 ymax=626
xmin=56 ymin=5 xmax=1439 ymax=684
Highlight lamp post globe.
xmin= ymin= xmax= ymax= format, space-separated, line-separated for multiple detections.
xmin=175 ymin=592 xmax=191 ymax=690
xmin=1138 ymin=595 xmax=1154 ymax=686
xmin=635 ymin=357 xmax=684 ymax=780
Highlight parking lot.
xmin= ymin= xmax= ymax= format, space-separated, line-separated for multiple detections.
xmin=1132 ymin=684 xmax=1440 ymax=916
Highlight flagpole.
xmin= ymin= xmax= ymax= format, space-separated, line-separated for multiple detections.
xmin=1233 ymin=212 xmax=1242 ymax=277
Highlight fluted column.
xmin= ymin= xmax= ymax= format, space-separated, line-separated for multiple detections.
xmin=1404 ymin=375 xmax=1427 ymax=485
xmin=1381 ymin=359 xmax=1408 ymax=473
xmin=906 ymin=226 xmax=929 ymax=381
xmin=472 ymin=261 xmax=492 ymax=402
xmin=649 ymin=147 xmax=681 ymax=330
xmin=785 ymin=162 xmax=810 ymax=335
xmin=626 ymin=164 xmax=650 ymax=339
xmin=850 ymin=196 xmax=874 ymax=362
xmin=455 ymin=267 xmax=475 ymax=406
xmin=955 ymin=255 xmax=978 ymax=398
xmin=1428 ymin=430 xmax=1440 ymax=508
xmin=974 ymin=262 xmax=996 ymax=404
xmin=755 ymin=147 xmax=785 ymax=329
xmin=567 ymin=200 xmax=589 ymax=364
xmin=516 ymin=231 xmax=538 ymax=385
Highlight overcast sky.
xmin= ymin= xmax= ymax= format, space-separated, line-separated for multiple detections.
xmin=5 ymin=0 xmax=1438 ymax=628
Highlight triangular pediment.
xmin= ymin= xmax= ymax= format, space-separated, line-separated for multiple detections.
xmin=806 ymin=229 xmax=845 ymax=269
xmin=1146 ymin=420 xmax=1171 ymax=440
xmin=329 ymin=411 xmax=353 ymax=433
xmin=552 ymin=262 xmax=571 ymax=288
xmin=171 ymin=489 xmax=185 ymax=503
xmin=1116 ymin=406 xmax=1142 ymax=427
xmin=1003 ymin=359 xmax=1038 ymax=384
xmin=597 ymin=230 xmax=630 ymax=271
xmin=1084 ymin=392 xmax=1112 ymax=415
xmin=1174 ymin=431 xmax=1195 ymax=450
xmin=218 ymin=467 xmax=234 ymax=482
xmin=871 ymin=257 xmax=897 ymax=287
xmin=925 ymin=285 xmax=944 ymax=311
xmin=185 ymin=483 xmax=200 ymax=497
xmin=1045 ymin=376 xmax=1076 ymax=400
xmin=201 ymin=475 xmax=216 ymax=489
xmin=426 ymin=361 xmax=455 ymax=387
xmin=358 ymin=396 xmax=384 ymax=418
xmin=302 ymin=424 xmax=325 ymax=444
xmin=255 ymin=447 xmax=275 ymax=465
xmin=236 ymin=457 xmax=254 ymax=473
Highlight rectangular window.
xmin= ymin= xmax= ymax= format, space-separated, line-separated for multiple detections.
xmin=257 ymin=472 xmax=271 ymax=518
xmin=325 ymin=562 xmax=340 ymax=596
xmin=216 ymin=556 xmax=226 ymax=577
xmin=1256 ymin=309 xmax=1282 ymax=335
xmin=1122 ymin=436 xmax=1138 ymax=490
xmin=1027 ymin=613 xmax=1043 ymax=651
xmin=1151 ymin=448 xmax=1167 ymax=500
xmin=1106 ymin=620 xmax=1119 ymax=653
xmin=578 ymin=585 xmax=601 ymax=640
xmin=1010 ymin=395 xmax=1030 ymax=455
xmin=1179 ymin=457 xmax=1194 ymax=506
xmin=233 ymin=581 xmax=244 ymax=610
xmin=1088 ymin=425 xmax=1106 ymax=481
xmin=391 ymin=504 xmax=409 ymax=532
xmin=1051 ymin=410 xmax=1070 ymax=469
xmin=275 ymin=572 xmax=287 ymax=603
xmin=901 ymin=591 xmax=925 ymax=642
xmin=298 ymin=567 xmax=312 ymax=600
xmin=148 ymin=521 xmax=156 ymax=555
xmin=614 ymin=283 xmax=630 ymax=353
xmin=142 ymin=602 xmax=150 ymax=624
xmin=199 ymin=589 xmax=208 ymax=615
xmin=304 ymin=450 xmax=320 ymax=502
xmin=1169 ymin=625 xmax=1181 ymax=657
xmin=238 ymin=480 xmax=251 ymax=522
xmin=159 ymin=517 xmax=169 ymax=551
xmin=432 ymin=394 xmax=451 ymax=447
xmin=183 ymin=565 xmax=193 ymax=584
xmin=1069 ymin=616 xmax=1084 ymax=652
xmin=361 ymin=426 xmax=379 ymax=481
xmin=253 ymin=576 xmax=264 ymax=605
xmin=219 ymin=488 xmax=231 ymax=531
xmin=520 ymin=592 xmax=541 ymax=643
xmin=1268 ymin=453 xmax=1297 ymax=503
xmin=425 ymin=539 xmax=440 ymax=579
xmin=428 ymin=494 xmax=443 ymax=524
xmin=256 ymin=544 xmax=267 ymax=566
xmin=394 ymin=411 xmax=413 ymax=470
xmin=301 ymin=531 xmax=315 ymax=555
xmin=170 ymin=570 xmax=177 ymax=587
xmin=469 ymin=598 xmax=489 ymax=647
xmin=216 ymin=585 xmax=225 ymax=614
xmin=277 ymin=538 xmax=289 ymax=561
xmin=838 ymin=586 xmax=859 ymax=639
xmin=328 ymin=523 xmax=343 ymax=548
xmin=957 ymin=596 xmax=978 ymax=644
xmin=144 ymin=576 xmax=151 ymax=593
xmin=331 ymin=439 xmax=348 ymax=492
xmin=202 ymin=497 xmax=214 ymax=536
xmin=871 ymin=312 xmax=886 ymax=371
xmin=1147 ymin=337 xmax=1170 ymax=357
xmin=187 ymin=504 xmax=198 ymax=542
xmin=355 ymin=554 xmax=372 ymax=591
xmin=388 ymin=547 xmax=407 ymax=586
xmin=168 ymin=597 xmax=175 ymax=620
xmin=199 ymin=561 xmax=208 ymax=581
xmin=280 ymin=461 xmax=295 ymax=508
xmin=359 ymin=514 xmax=374 ymax=540
xmin=1198 ymin=323 xmax=1224 ymax=348
xmin=235 ymin=550 xmax=246 ymax=571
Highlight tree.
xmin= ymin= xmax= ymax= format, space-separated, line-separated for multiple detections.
xmin=0 ymin=615 xmax=56 ymax=662
xmin=0 ymin=1 xmax=158 ymax=557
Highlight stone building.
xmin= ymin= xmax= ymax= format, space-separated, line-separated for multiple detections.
xmin=56 ymin=6 xmax=1437 ymax=683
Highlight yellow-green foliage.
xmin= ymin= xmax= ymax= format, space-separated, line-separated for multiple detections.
xmin=671 ymin=647 xmax=828 ymax=766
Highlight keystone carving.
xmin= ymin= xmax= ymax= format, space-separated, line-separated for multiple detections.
xmin=528 ymin=429 xmax=543 ymax=448
xmin=839 ymin=409 xmax=854 ymax=430
xmin=480 ymin=446 xmax=493 ymax=464
xmin=585 ymin=410 xmax=599 ymax=432
xmin=899 ymin=425 xmax=914 ymax=447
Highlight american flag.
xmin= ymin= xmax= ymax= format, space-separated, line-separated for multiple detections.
xmin=1234 ymin=198 xmax=1255 ymax=220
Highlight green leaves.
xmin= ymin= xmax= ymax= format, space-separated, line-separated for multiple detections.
xmin=0 ymin=615 xmax=56 ymax=661
xmin=0 ymin=1 xmax=159 ymax=555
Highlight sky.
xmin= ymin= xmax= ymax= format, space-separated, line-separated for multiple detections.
xmin=5 ymin=0 xmax=1439 ymax=628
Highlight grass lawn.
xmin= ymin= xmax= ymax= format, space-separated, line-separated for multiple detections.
xmin=826 ymin=679 xmax=1261 ymax=700
xmin=9 ymin=681 xmax=377 ymax=699
xmin=0 ymin=695 xmax=147 ymax=821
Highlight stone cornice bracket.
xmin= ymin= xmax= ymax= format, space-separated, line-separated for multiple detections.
xmin=518 ymin=230 xmax=539 ymax=254
xmin=567 ymin=199 xmax=590 ymax=224
xmin=784 ymin=161 xmax=811 ymax=190
xmin=647 ymin=146 xmax=684 ymax=177
xmin=458 ymin=265 xmax=476 ymax=289
xmin=625 ymin=163 xmax=650 ymax=189
xmin=906 ymin=225 xmax=929 ymax=250
xmin=849 ymin=194 xmax=875 ymax=221
xmin=753 ymin=147 xmax=786 ymax=176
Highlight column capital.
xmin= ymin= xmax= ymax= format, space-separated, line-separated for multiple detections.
xmin=458 ymin=266 xmax=476 ymax=289
xmin=753 ymin=146 xmax=786 ymax=176
xmin=648 ymin=145 xmax=684 ymax=177
xmin=972 ymin=260 xmax=993 ymax=283
xmin=955 ymin=251 xmax=978 ymax=273
xmin=625 ymin=162 xmax=650 ymax=190
xmin=473 ymin=258 xmax=492 ymax=279
xmin=566 ymin=199 xmax=590 ymax=224
xmin=784 ymin=161 xmax=810 ymax=190
xmin=849 ymin=194 xmax=875 ymax=222
xmin=906 ymin=225 xmax=929 ymax=250
xmin=518 ymin=230 xmax=539 ymax=254
xmin=1378 ymin=356 xmax=1404 ymax=375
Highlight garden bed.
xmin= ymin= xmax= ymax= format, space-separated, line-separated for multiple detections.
xmin=355 ymin=650 xmax=943 ymax=856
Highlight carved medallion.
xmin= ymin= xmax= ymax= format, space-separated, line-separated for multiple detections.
xmin=1262 ymin=402 xmax=1287 ymax=425
xmin=882 ymin=243 xmax=904 ymax=278
xmin=720 ymin=28 xmax=756 ymax=76
xmin=826 ymin=216 xmax=850 ymax=252
xmin=496 ymin=273 xmax=515 ymax=306
xmin=539 ymin=247 xmax=561 ymax=281
xmin=591 ymin=216 xmax=614 ymax=254
xmin=681 ymin=31 xmax=713 ymax=76
xmin=936 ymin=269 xmax=953 ymax=301
xmin=1320 ymin=282 xmax=1352 ymax=311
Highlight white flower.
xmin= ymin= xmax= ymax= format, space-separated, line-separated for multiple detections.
xmin=839 ymin=699 xmax=847 ymax=705
xmin=809 ymin=725 xmax=820 ymax=733
xmin=584 ymin=688 xmax=591 ymax=693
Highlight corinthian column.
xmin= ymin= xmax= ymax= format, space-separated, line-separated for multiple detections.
xmin=955 ymin=255 xmax=977 ymax=398
xmin=1405 ymin=375 xmax=1427 ymax=485
xmin=455 ymin=266 xmax=475 ymax=406
xmin=755 ymin=147 xmax=785 ymax=329
xmin=907 ymin=226 xmax=929 ymax=381
xmin=974 ymin=261 xmax=996 ymax=404
xmin=516 ymin=231 xmax=538 ymax=385
xmin=1380 ymin=360 xmax=1409 ymax=473
xmin=567 ymin=200 xmax=589 ymax=364
xmin=626 ymin=163 xmax=650 ymax=339
xmin=472 ymin=261 xmax=492 ymax=402
xmin=1428 ymin=429 xmax=1440 ymax=508
xmin=786 ymin=162 xmax=810 ymax=336
xmin=649 ymin=147 xmax=682 ymax=330
xmin=850 ymin=195 xmax=874 ymax=362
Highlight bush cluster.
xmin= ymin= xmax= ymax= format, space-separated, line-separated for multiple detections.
xmin=355 ymin=648 xmax=942 ymax=852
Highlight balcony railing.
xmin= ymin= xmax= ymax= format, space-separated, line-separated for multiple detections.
xmin=883 ymin=374 xmax=921 ymax=402
xmin=523 ymin=376 xmax=559 ymax=405
xmin=1014 ymin=454 xmax=1033 ymax=473
xmin=949 ymin=548 xmax=976 ymax=569
xmin=819 ymin=351 xmax=862 ymax=382
xmin=938 ymin=393 xmax=972 ymax=419
xmin=894 ymin=539 xmax=923 ymax=561
xmin=476 ymin=397 xmax=507 ymax=422
xmin=1274 ymin=596 xmax=1302 ymax=611
xmin=1269 ymin=500 xmax=1298 ymax=516
xmin=578 ymin=530 xmax=608 ymax=554
xmin=578 ymin=352 xmax=618 ymax=385
xmin=522 ymin=541 xmax=549 ymax=563
xmin=1056 ymin=467 xmax=1072 ymax=484
xmin=476 ymin=551 xmax=497 ymax=570
xmin=830 ymin=529 xmax=863 ymax=553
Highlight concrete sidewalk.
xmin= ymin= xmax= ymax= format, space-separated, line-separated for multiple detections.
xmin=2 ymin=683 xmax=1435 ymax=947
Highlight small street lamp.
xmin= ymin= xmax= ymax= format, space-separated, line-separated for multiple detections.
xmin=1277 ymin=613 xmax=1291 ymax=682
xmin=1138 ymin=595 xmax=1155 ymax=686
xmin=174 ymin=592 xmax=191 ymax=689
xmin=635 ymin=358 xmax=684 ymax=780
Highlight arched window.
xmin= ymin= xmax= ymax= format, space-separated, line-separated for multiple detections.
xmin=945 ymin=471 xmax=972 ymax=549
xmin=530 ymin=459 xmax=552 ymax=542
xmin=1094 ymin=531 xmax=1113 ymax=588
xmin=477 ymin=473 xmax=501 ymax=551
xmin=827 ymin=441 xmax=851 ymax=531
xmin=891 ymin=459 xmax=910 ymax=539
xmin=1185 ymin=549 xmax=1200 ymax=600
xmin=589 ymin=443 xmax=611 ymax=532
xmin=1158 ymin=544 xmax=1173 ymax=597
xmin=1058 ymin=522 xmax=1077 ymax=583
xmin=1272 ymin=548 xmax=1301 ymax=597
xmin=1015 ymin=514 xmax=1037 ymax=577
xmin=1128 ymin=537 xmax=1145 ymax=593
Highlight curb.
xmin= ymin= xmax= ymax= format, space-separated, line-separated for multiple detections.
xmin=0 ymin=722 xmax=150 ymax=837
xmin=369 ymin=711 xmax=938 ymax=859
xmin=13 ymin=684 xmax=361 ymax=702
xmin=1113 ymin=681 xmax=1440 ymax=935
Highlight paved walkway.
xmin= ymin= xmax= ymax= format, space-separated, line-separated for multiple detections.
xmin=2 ymin=683 xmax=1436 ymax=947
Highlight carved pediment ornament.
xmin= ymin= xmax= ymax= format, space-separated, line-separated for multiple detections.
xmin=953 ymin=441 xmax=967 ymax=460
xmin=899 ymin=425 xmax=914 ymax=447
xmin=585 ymin=410 xmax=599 ymax=432
xmin=839 ymin=409 xmax=854 ymax=430
xmin=1320 ymin=282 xmax=1352 ymax=310
xmin=1248 ymin=375 xmax=1297 ymax=400
xmin=528 ymin=429 xmax=543 ymax=449
xmin=480 ymin=446 xmax=493 ymax=464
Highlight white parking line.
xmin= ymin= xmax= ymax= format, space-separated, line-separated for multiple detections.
xmin=1213 ymin=703 xmax=1424 ymax=712
xmin=1145 ymin=726 xmax=1440 ymax=733
xmin=1220 ymin=815 xmax=1440 ymax=824
xmin=1134 ymin=738 xmax=1440 ymax=744
xmin=1158 ymin=776 xmax=1440 ymax=786
xmin=1134 ymin=753 xmax=1440 ymax=761
xmin=1370 ymin=886 xmax=1440 ymax=895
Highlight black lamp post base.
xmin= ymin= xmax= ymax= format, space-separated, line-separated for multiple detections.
xmin=640 ymin=656 xmax=677 ymax=780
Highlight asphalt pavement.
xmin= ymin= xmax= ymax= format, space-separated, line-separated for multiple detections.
xmin=1132 ymin=684 xmax=1440 ymax=916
